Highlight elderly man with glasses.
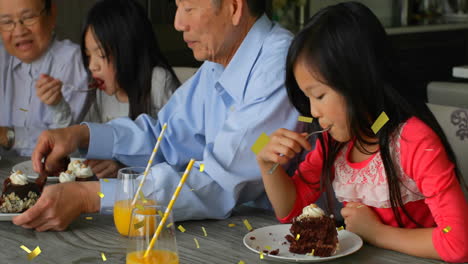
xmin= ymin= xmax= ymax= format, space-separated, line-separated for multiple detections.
xmin=0 ymin=0 xmax=89 ymax=156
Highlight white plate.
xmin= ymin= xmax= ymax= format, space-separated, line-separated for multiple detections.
xmin=11 ymin=160 xmax=58 ymax=182
xmin=243 ymin=224 xmax=363 ymax=262
xmin=0 ymin=213 xmax=20 ymax=221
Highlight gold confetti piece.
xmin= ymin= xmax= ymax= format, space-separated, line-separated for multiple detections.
xmin=265 ymin=245 xmax=272 ymax=250
xmin=443 ymin=226 xmax=452 ymax=233
xmin=202 ymin=227 xmax=208 ymax=237
xmin=260 ymin=252 xmax=264 ymax=259
xmin=20 ymin=245 xmax=31 ymax=253
xmin=135 ymin=204 xmax=145 ymax=211
xmin=298 ymin=116 xmax=313 ymax=123
xmin=134 ymin=220 xmax=145 ymax=230
xmin=103 ymin=179 xmax=109 ymax=182
xmin=178 ymin=225 xmax=186 ymax=233
xmin=356 ymin=205 xmax=364 ymax=208
xmin=101 ymin=252 xmax=107 ymax=261
xmin=85 ymin=217 xmax=93 ymax=220
xmin=28 ymin=247 xmax=41 ymax=260
xmin=337 ymin=226 xmax=344 ymax=231
xmin=424 ymin=149 xmax=434 ymax=151
xmin=295 ymin=234 xmax=300 ymax=240
xmin=194 ymin=238 xmax=200 ymax=249
xmin=157 ymin=210 xmax=164 ymax=218
xmin=19 ymin=108 xmax=28 ymax=112
xmin=97 ymin=192 xmax=105 ymax=198
xmin=243 ymin=219 xmax=253 ymax=231
xmin=371 ymin=111 xmax=389 ymax=134
xmin=238 ymin=261 xmax=245 ymax=264
xmin=251 ymin=133 xmax=270 ymax=154
xmin=311 ymin=249 xmax=315 ymax=256
xmin=228 ymin=223 xmax=236 ymax=227
xmin=166 ymin=223 xmax=174 ymax=228
xmin=199 ymin=163 xmax=205 ymax=172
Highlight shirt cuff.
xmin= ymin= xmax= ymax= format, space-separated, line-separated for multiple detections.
xmin=83 ymin=122 xmax=115 ymax=160
xmin=99 ymin=178 xmax=116 ymax=215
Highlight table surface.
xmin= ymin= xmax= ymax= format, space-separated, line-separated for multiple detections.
xmin=0 ymin=156 xmax=443 ymax=264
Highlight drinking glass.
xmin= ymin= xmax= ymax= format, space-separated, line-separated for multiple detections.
xmin=113 ymin=167 xmax=157 ymax=236
xmin=126 ymin=205 xmax=179 ymax=264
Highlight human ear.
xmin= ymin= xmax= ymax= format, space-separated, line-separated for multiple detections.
xmin=49 ymin=2 xmax=58 ymax=30
xmin=230 ymin=0 xmax=244 ymax=26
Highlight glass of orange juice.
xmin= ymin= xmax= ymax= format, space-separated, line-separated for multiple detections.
xmin=113 ymin=167 xmax=157 ymax=236
xmin=126 ymin=204 xmax=179 ymax=264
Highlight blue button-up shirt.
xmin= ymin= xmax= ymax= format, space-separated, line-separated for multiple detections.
xmin=86 ymin=15 xmax=299 ymax=221
xmin=0 ymin=39 xmax=89 ymax=156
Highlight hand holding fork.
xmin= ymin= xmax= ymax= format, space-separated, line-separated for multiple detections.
xmin=268 ymin=127 xmax=330 ymax=174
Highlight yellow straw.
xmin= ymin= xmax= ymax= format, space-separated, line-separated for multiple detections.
xmin=131 ymin=123 xmax=168 ymax=206
xmin=144 ymin=159 xmax=195 ymax=258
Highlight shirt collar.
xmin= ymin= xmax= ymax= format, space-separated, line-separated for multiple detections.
xmin=12 ymin=38 xmax=55 ymax=77
xmin=216 ymin=14 xmax=273 ymax=104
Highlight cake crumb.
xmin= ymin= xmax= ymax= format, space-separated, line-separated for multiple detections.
xmin=270 ymin=249 xmax=280 ymax=255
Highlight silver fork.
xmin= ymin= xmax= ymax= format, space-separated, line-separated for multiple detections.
xmin=268 ymin=127 xmax=330 ymax=174
xmin=33 ymin=78 xmax=98 ymax=93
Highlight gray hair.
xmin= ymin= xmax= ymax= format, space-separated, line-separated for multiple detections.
xmin=211 ymin=0 xmax=265 ymax=18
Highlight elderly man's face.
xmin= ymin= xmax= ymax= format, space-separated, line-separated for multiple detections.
xmin=0 ymin=0 xmax=55 ymax=63
xmin=174 ymin=0 xmax=235 ymax=63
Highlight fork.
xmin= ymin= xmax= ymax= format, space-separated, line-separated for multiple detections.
xmin=34 ymin=78 xmax=98 ymax=93
xmin=268 ymin=127 xmax=330 ymax=174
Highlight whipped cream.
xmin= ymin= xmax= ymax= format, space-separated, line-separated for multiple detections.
xmin=75 ymin=164 xmax=93 ymax=178
xmin=297 ymin=203 xmax=325 ymax=220
xmin=59 ymin=170 xmax=76 ymax=183
xmin=67 ymin=160 xmax=82 ymax=173
xmin=10 ymin=170 xmax=28 ymax=185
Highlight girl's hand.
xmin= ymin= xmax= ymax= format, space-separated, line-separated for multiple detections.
xmin=85 ymin=159 xmax=123 ymax=178
xmin=256 ymin=128 xmax=312 ymax=168
xmin=35 ymin=74 xmax=63 ymax=106
xmin=341 ymin=202 xmax=384 ymax=244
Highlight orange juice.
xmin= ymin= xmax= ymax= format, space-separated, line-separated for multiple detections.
xmin=126 ymin=250 xmax=179 ymax=264
xmin=113 ymin=199 xmax=157 ymax=236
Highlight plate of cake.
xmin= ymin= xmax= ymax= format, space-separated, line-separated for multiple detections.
xmin=12 ymin=158 xmax=97 ymax=183
xmin=243 ymin=204 xmax=363 ymax=262
xmin=0 ymin=170 xmax=46 ymax=220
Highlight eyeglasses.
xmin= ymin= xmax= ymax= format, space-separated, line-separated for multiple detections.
xmin=0 ymin=8 xmax=46 ymax=32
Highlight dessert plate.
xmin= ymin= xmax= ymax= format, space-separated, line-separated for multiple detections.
xmin=0 ymin=213 xmax=21 ymax=221
xmin=243 ymin=224 xmax=362 ymax=262
xmin=11 ymin=160 xmax=59 ymax=182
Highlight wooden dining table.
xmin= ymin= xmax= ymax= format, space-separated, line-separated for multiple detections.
xmin=0 ymin=155 xmax=443 ymax=264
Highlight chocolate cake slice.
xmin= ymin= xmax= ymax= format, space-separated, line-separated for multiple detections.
xmin=0 ymin=170 xmax=47 ymax=213
xmin=285 ymin=204 xmax=338 ymax=257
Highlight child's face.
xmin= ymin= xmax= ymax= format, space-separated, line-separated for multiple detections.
xmin=294 ymin=60 xmax=351 ymax=142
xmin=84 ymin=27 xmax=118 ymax=96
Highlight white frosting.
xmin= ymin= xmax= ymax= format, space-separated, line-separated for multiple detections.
xmin=297 ymin=204 xmax=325 ymax=220
xmin=10 ymin=170 xmax=28 ymax=185
xmin=75 ymin=164 xmax=93 ymax=178
xmin=67 ymin=160 xmax=82 ymax=173
xmin=59 ymin=170 xmax=76 ymax=183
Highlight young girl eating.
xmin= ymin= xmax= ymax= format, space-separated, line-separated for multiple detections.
xmin=80 ymin=0 xmax=180 ymax=178
xmin=256 ymin=2 xmax=468 ymax=262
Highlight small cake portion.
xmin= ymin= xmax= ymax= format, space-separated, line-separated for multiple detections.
xmin=285 ymin=204 xmax=338 ymax=257
xmin=59 ymin=170 xmax=76 ymax=183
xmin=67 ymin=160 xmax=97 ymax=181
xmin=0 ymin=170 xmax=45 ymax=213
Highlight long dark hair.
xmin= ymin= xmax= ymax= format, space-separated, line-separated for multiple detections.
xmin=285 ymin=2 xmax=463 ymax=227
xmin=80 ymin=0 xmax=180 ymax=120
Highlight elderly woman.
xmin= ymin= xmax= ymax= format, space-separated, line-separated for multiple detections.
xmin=0 ymin=0 xmax=89 ymax=156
